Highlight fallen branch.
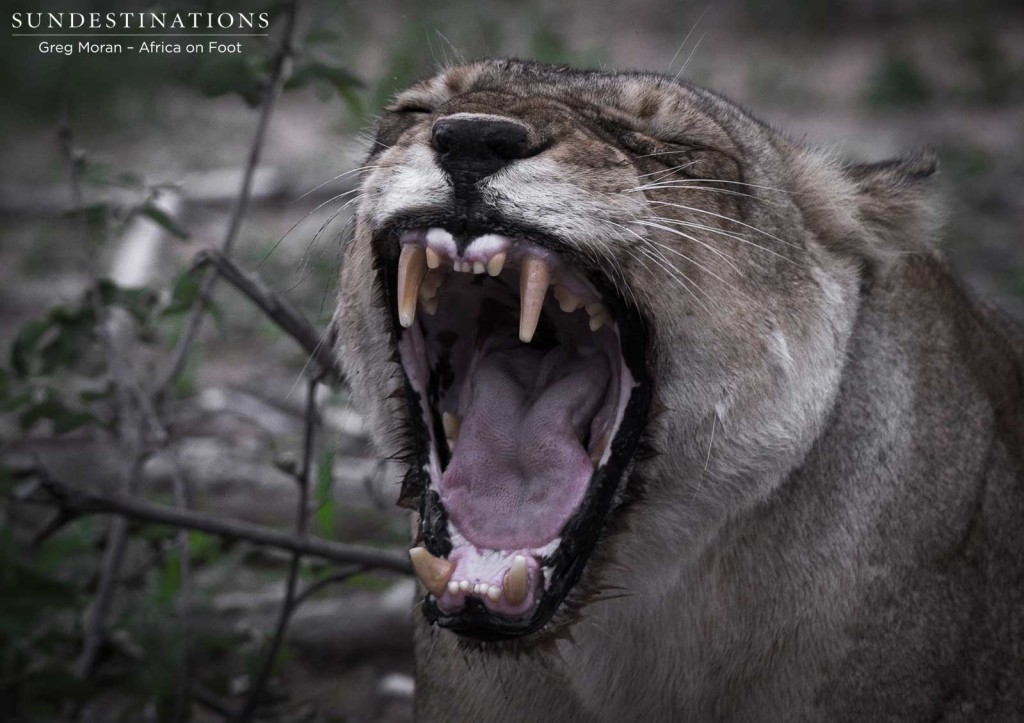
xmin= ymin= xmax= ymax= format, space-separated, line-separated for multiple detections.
xmin=24 ymin=477 xmax=412 ymax=574
xmin=192 ymin=249 xmax=343 ymax=383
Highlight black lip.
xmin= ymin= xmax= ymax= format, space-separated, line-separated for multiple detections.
xmin=376 ymin=212 xmax=651 ymax=640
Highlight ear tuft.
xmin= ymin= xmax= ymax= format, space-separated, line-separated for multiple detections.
xmin=839 ymin=148 xmax=941 ymax=269
xmin=844 ymin=147 xmax=938 ymax=185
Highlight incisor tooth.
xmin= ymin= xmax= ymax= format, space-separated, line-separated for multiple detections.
xmin=409 ymin=547 xmax=455 ymax=597
xmin=486 ymin=252 xmax=506 ymax=277
xmin=487 ymin=585 xmax=501 ymax=602
xmin=519 ymin=257 xmax=551 ymax=343
xmin=553 ymin=285 xmax=582 ymax=313
xmin=442 ymin=412 xmax=460 ymax=440
xmin=397 ymin=245 xmax=427 ymax=328
xmin=589 ymin=311 xmax=611 ymax=331
xmin=503 ymin=555 xmax=529 ymax=606
xmin=425 ymin=247 xmax=442 ymax=269
xmin=472 ymin=261 xmax=486 ymax=275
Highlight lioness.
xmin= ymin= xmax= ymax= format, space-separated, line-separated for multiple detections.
xmin=335 ymin=60 xmax=1024 ymax=721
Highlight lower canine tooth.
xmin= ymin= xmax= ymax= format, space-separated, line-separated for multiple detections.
xmin=553 ymin=285 xmax=581 ymax=313
xmin=486 ymin=252 xmax=506 ymax=277
xmin=590 ymin=433 xmax=609 ymax=466
xmin=408 ymin=547 xmax=455 ymax=597
xmin=519 ymin=257 xmax=551 ymax=343
xmin=588 ymin=311 xmax=610 ymax=331
xmin=442 ymin=412 xmax=460 ymax=440
xmin=397 ymin=245 xmax=427 ymax=328
xmin=503 ymin=555 xmax=529 ymax=606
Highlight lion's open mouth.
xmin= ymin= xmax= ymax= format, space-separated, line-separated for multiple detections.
xmin=380 ymin=224 xmax=649 ymax=639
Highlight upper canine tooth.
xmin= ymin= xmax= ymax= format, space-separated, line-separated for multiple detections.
xmin=425 ymin=247 xmax=442 ymax=269
xmin=486 ymin=252 xmax=506 ymax=277
xmin=519 ymin=257 xmax=551 ymax=343
xmin=553 ymin=285 xmax=582 ymax=313
xmin=397 ymin=245 xmax=427 ymax=328
xmin=503 ymin=555 xmax=529 ymax=606
xmin=409 ymin=547 xmax=456 ymax=597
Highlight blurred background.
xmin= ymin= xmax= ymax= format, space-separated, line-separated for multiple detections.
xmin=1 ymin=1 xmax=1022 ymax=721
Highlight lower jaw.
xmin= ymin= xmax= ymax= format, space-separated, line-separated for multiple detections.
xmin=413 ymin=377 xmax=652 ymax=640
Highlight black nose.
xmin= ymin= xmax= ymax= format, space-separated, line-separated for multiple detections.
xmin=431 ymin=117 xmax=537 ymax=184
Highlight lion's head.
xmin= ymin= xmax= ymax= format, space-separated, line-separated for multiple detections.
xmin=335 ymin=59 xmax=935 ymax=641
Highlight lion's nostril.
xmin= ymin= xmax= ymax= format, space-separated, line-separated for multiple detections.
xmin=431 ymin=116 xmax=537 ymax=184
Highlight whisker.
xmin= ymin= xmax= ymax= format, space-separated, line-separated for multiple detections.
xmin=645 ymin=199 xmax=800 ymax=250
xmin=640 ymin=235 xmax=745 ymax=298
xmin=632 ymin=219 xmax=743 ymax=275
xmin=260 ymin=187 xmax=362 ymax=267
xmin=645 ymin=215 xmax=795 ymax=263
xmin=293 ymin=165 xmax=378 ymax=203
xmin=672 ymin=30 xmax=706 ymax=82
xmin=626 ymin=178 xmax=797 ymax=195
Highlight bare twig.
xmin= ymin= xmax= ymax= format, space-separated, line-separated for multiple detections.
xmin=22 ymin=476 xmax=412 ymax=574
xmin=192 ymin=249 xmax=343 ymax=382
xmin=73 ymin=451 xmax=147 ymax=679
xmin=237 ymin=371 xmax=319 ymax=721
xmin=171 ymin=462 xmax=192 ymax=723
xmin=59 ymin=108 xmax=153 ymax=682
xmin=151 ymin=1 xmax=301 ymax=399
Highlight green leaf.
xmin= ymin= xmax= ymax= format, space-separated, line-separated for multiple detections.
xmin=162 ymin=272 xmax=200 ymax=316
xmin=97 ymin=279 xmax=159 ymax=323
xmin=11 ymin=319 xmax=50 ymax=377
xmin=194 ymin=54 xmax=269 ymax=106
xmin=18 ymin=393 xmax=95 ymax=434
xmin=139 ymin=204 xmax=190 ymax=240
xmin=304 ymin=28 xmax=339 ymax=45
xmin=156 ymin=551 xmax=181 ymax=604
xmin=313 ymin=450 xmax=336 ymax=537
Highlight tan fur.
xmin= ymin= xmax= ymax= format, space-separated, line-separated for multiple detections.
xmin=335 ymin=60 xmax=1024 ymax=721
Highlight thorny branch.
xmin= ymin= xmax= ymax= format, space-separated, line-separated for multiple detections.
xmin=151 ymin=0 xmax=301 ymax=399
xmin=191 ymin=249 xmax=343 ymax=382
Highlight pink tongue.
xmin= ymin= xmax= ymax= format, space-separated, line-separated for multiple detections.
xmin=439 ymin=346 xmax=609 ymax=549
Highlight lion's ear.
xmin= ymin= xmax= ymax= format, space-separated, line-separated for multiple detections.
xmin=841 ymin=148 xmax=940 ymax=263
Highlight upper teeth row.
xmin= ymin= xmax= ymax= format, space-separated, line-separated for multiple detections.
xmin=397 ymin=236 xmax=612 ymax=341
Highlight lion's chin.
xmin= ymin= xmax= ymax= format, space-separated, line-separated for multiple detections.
xmin=381 ymin=223 xmax=650 ymax=640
